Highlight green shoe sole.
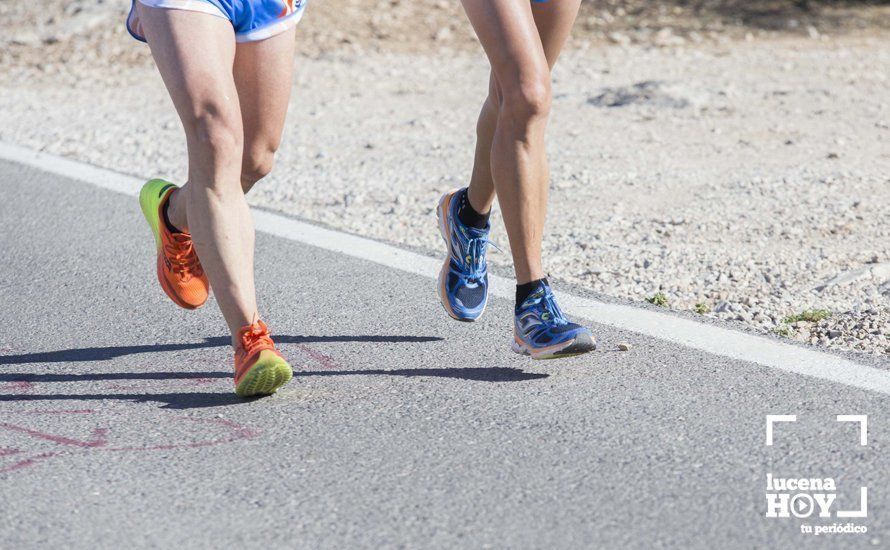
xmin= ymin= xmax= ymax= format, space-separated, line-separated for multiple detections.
xmin=235 ymin=353 xmax=294 ymax=397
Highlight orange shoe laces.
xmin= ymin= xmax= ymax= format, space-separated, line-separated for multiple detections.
xmin=163 ymin=232 xmax=203 ymax=281
xmin=237 ymin=319 xmax=275 ymax=358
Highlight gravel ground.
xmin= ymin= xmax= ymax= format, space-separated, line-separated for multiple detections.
xmin=1 ymin=1 xmax=888 ymax=355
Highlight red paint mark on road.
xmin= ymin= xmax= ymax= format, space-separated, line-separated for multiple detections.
xmin=0 ymin=411 xmax=258 ymax=475
xmin=0 ymin=423 xmax=108 ymax=448
xmin=0 ymin=382 xmax=33 ymax=393
xmin=108 ymin=417 xmax=258 ymax=452
xmin=0 ymin=408 xmax=258 ymax=472
xmin=0 ymin=452 xmax=61 ymax=474
xmin=296 ymin=344 xmax=339 ymax=369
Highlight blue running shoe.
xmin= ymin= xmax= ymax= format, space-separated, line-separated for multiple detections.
xmin=513 ymin=280 xmax=596 ymax=359
xmin=437 ymin=188 xmax=492 ymax=321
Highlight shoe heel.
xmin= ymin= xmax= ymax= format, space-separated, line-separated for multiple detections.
xmin=437 ymin=188 xmax=464 ymax=243
xmin=511 ymin=340 xmax=528 ymax=356
xmin=437 ymin=189 xmax=459 ymax=321
xmin=436 ymin=191 xmax=449 ymax=244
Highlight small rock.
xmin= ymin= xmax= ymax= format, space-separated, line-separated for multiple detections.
xmin=607 ymin=32 xmax=631 ymax=46
xmin=618 ymin=343 xmax=631 ymax=352
xmin=433 ymin=27 xmax=452 ymax=42
xmin=653 ymin=28 xmax=685 ymax=47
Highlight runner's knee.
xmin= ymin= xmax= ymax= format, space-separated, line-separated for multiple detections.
xmin=241 ymin=144 xmax=277 ymax=190
xmin=188 ymin=102 xmax=243 ymax=163
xmin=499 ymin=74 xmax=552 ymax=127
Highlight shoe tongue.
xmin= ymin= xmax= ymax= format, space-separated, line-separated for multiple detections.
xmin=239 ymin=320 xmax=266 ymax=339
xmin=171 ymin=232 xmax=192 ymax=246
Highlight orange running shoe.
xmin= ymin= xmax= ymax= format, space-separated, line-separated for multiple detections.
xmin=138 ymin=179 xmax=210 ymax=310
xmin=234 ymin=319 xmax=293 ymax=397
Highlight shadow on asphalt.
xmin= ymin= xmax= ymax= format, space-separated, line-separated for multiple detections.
xmin=299 ymin=368 xmax=548 ymax=383
xmin=0 ymin=372 xmax=230 ymax=383
xmin=0 ymin=335 xmax=444 ymax=365
xmin=0 ymin=392 xmax=246 ymax=409
xmin=0 ymin=368 xmax=547 ymax=409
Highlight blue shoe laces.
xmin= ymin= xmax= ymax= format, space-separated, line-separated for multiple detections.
xmin=521 ymin=287 xmax=569 ymax=326
xmin=541 ymin=291 xmax=569 ymax=325
xmin=464 ymin=235 xmax=502 ymax=281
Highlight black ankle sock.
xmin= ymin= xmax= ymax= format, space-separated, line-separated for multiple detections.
xmin=162 ymin=199 xmax=184 ymax=234
xmin=457 ymin=189 xmax=490 ymax=230
xmin=516 ymin=278 xmax=548 ymax=308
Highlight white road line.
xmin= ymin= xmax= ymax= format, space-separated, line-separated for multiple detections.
xmin=3 ymin=141 xmax=888 ymax=395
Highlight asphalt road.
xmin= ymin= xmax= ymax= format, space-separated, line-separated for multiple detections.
xmin=1 ymin=159 xmax=888 ymax=549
